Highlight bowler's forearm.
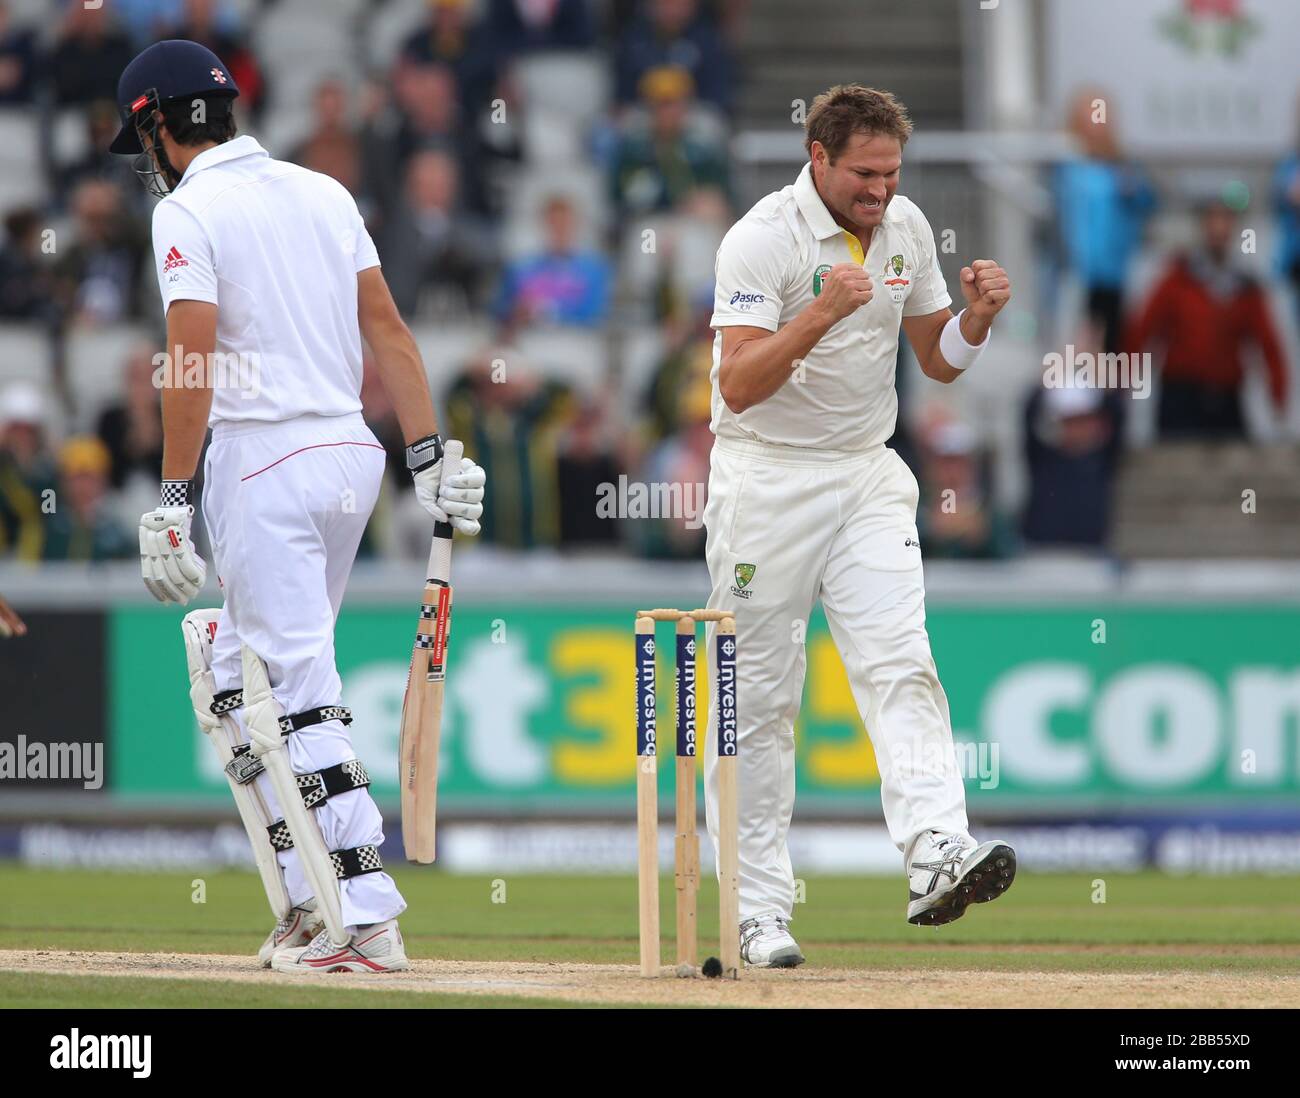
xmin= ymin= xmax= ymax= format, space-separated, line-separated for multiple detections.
xmin=959 ymin=308 xmax=992 ymax=347
xmin=719 ymin=302 xmax=837 ymax=413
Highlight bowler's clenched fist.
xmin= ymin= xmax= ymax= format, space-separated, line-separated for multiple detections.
xmin=959 ymin=259 xmax=1010 ymax=320
xmin=815 ymin=262 xmax=874 ymax=323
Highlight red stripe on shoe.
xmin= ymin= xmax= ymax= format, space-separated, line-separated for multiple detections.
xmin=305 ymin=947 xmax=388 ymax=972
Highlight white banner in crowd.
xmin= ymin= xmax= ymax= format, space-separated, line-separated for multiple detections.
xmin=1047 ymin=0 xmax=1300 ymax=156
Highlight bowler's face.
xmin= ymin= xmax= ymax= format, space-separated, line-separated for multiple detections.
xmin=812 ymin=133 xmax=901 ymax=234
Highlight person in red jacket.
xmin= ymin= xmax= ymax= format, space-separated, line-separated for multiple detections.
xmin=1127 ymin=199 xmax=1289 ymax=438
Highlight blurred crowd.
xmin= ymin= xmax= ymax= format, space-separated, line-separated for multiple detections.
xmin=1005 ymin=88 xmax=1292 ymax=556
xmin=0 ymin=0 xmax=747 ymax=563
xmin=893 ymin=86 xmax=1296 ymax=562
xmin=0 ymin=1 xmax=1295 ymax=567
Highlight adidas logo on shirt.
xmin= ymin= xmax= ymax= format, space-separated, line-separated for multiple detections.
xmin=162 ymin=246 xmax=189 ymax=272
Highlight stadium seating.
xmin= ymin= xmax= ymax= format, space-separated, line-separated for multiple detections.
xmin=0 ymin=324 xmax=51 ymax=390
xmin=64 ymin=324 xmax=155 ymax=434
xmin=0 ymin=111 xmax=43 ymax=210
xmin=1112 ymin=442 xmax=1300 ymax=559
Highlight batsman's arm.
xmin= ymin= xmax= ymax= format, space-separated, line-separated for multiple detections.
xmin=358 ymin=266 xmax=438 ymax=445
xmin=161 ymin=300 xmax=218 ymax=480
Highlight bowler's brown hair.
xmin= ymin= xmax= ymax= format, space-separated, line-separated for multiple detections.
xmin=804 ymin=85 xmax=913 ymax=161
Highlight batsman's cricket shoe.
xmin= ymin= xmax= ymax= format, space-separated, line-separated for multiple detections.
xmin=258 ymin=901 xmax=324 ymax=968
xmin=906 ymin=831 xmax=1016 ymax=927
xmin=271 ymin=919 xmax=410 ymax=974
xmin=740 ymin=915 xmax=805 ymax=968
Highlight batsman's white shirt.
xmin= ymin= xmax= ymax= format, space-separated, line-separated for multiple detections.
xmin=151 ymin=136 xmax=377 ymax=425
xmin=702 ymin=165 xmax=969 ymax=924
xmin=153 ymin=136 xmax=403 ymax=927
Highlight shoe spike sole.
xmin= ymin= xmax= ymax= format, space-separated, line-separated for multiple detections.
xmin=907 ymin=844 xmax=1017 ymax=927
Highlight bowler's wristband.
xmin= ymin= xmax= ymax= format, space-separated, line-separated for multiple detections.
xmin=940 ymin=310 xmax=990 ymax=371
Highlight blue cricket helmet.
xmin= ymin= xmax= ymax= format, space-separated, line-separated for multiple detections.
xmin=110 ymin=39 xmax=240 ymax=155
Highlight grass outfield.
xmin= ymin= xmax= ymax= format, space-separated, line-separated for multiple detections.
xmin=1 ymin=866 xmax=1297 ymax=1007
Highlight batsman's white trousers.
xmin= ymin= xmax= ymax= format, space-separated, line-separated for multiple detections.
xmin=203 ymin=411 xmax=405 ymax=929
xmin=701 ymin=437 xmax=969 ymax=923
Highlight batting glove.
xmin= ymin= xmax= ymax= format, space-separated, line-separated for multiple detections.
xmin=409 ymin=434 xmax=486 ymax=536
xmin=139 ymin=505 xmax=206 ymax=604
xmin=437 ymin=454 xmax=485 ymax=536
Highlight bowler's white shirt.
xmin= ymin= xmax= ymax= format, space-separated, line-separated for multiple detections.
xmin=710 ymin=162 xmax=950 ymax=451
xmin=150 ymin=136 xmax=380 ymax=426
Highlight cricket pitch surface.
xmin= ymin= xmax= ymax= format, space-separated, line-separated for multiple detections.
xmin=3 ymin=950 xmax=1299 ymax=1008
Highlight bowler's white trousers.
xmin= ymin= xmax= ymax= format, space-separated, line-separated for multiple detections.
xmin=702 ymin=437 xmax=969 ymax=922
xmin=202 ymin=411 xmax=405 ymax=928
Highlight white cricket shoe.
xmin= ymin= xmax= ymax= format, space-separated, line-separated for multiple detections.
xmin=270 ymin=918 xmax=410 ymax=974
xmin=906 ymin=831 xmax=1016 ymax=927
xmin=739 ymin=915 xmax=805 ymax=968
xmin=258 ymin=901 xmax=324 ymax=968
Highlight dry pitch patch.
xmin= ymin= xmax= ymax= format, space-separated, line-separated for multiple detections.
xmin=1 ymin=950 xmax=1297 ymax=1008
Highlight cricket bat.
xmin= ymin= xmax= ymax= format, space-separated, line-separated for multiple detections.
xmin=399 ymin=439 xmax=461 ymax=863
